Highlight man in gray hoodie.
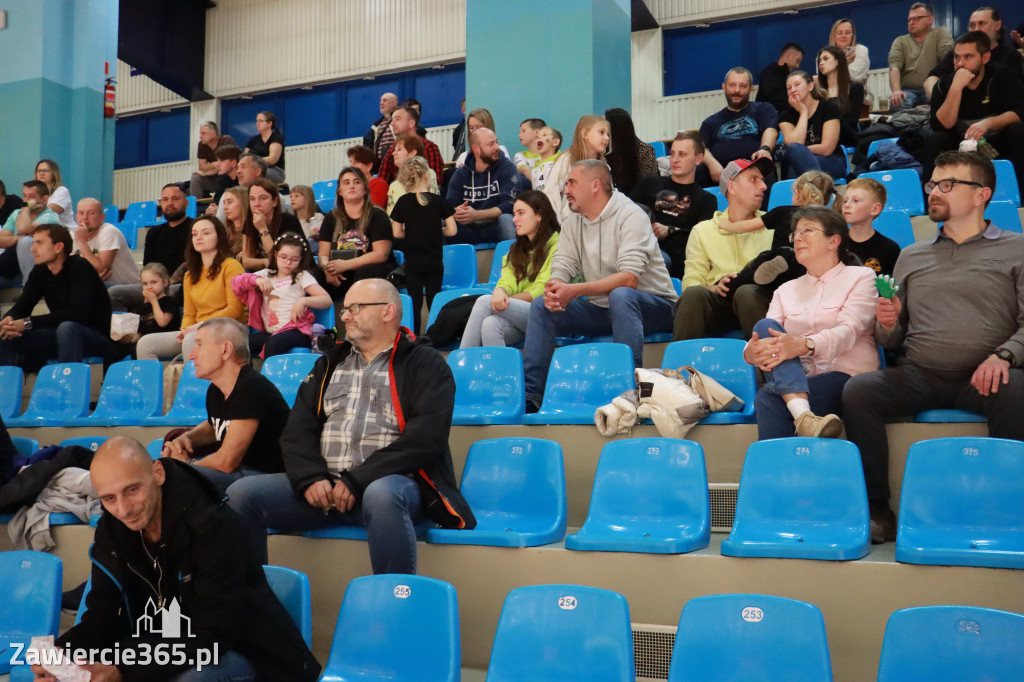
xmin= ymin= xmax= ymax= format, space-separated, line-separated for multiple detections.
xmin=523 ymin=160 xmax=678 ymax=411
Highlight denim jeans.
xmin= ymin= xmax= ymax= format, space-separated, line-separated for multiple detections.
xmin=194 ymin=464 xmax=265 ymax=494
xmin=753 ymin=319 xmax=852 ymax=440
xmin=523 ymin=288 xmax=675 ymax=404
xmin=226 ymin=473 xmax=425 ymax=574
xmin=0 ymin=320 xmax=111 ymax=366
xmin=781 ymin=143 xmax=848 ymax=180
xmin=448 ymin=213 xmax=515 ymax=245
xmin=894 ymin=88 xmax=928 ymax=109
xmin=171 ymin=650 xmax=257 ymax=682
xmin=460 ymin=294 xmax=532 ymax=348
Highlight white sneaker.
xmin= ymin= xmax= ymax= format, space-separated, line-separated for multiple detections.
xmin=794 ymin=410 xmax=844 ymax=438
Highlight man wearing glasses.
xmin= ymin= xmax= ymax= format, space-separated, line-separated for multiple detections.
xmin=226 ymin=278 xmax=475 ymax=574
xmin=842 ymin=151 xmax=1024 ymax=544
xmin=888 ymin=2 xmax=954 ymax=108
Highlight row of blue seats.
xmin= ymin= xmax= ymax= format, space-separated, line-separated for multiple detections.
xmin=3 ymin=549 xmax=1019 ymax=681
xmin=11 ymin=435 xmax=1020 ymax=571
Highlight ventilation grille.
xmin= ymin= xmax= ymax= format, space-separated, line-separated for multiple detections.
xmin=709 ymin=483 xmax=739 ymax=532
xmin=633 ymin=623 xmax=677 ymax=681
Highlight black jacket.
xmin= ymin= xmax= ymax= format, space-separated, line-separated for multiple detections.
xmin=59 ymin=459 xmax=320 ymax=681
xmin=281 ymin=330 xmax=475 ymax=530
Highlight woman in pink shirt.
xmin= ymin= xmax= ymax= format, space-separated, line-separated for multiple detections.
xmin=743 ymin=205 xmax=878 ymax=439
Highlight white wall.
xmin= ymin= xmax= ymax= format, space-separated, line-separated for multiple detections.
xmin=648 ymin=0 xmax=848 ymax=28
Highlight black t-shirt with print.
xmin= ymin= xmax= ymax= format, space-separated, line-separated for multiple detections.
xmin=205 ymin=366 xmax=289 ymax=474
xmin=848 ymin=230 xmax=901 ymax=276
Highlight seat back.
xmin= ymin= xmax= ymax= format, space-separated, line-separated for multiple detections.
xmin=767 ymin=179 xmax=796 ymax=211
xmin=259 ymin=353 xmax=320 ymax=407
xmin=425 ymin=287 xmax=480 ymax=331
xmin=399 ymin=293 xmax=414 ymax=331
xmin=878 ymin=606 xmax=1024 ymax=680
xmin=992 ymin=159 xmax=1020 ymax=206
xmin=484 ymin=239 xmax=515 ymax=287
xmin=321 ymin=574 xmax=459 ymax=682
xmin=263 ymin=565 xmax=313 ymax=647
xmin=668 ymin=594 xmax=832 ymax=681
xmin=312 ymin=304 xmax=334 ymax=330
xmin=859 ymin=169 xmax=925 ymax=215
xmin=985 ymin=200 xmax=1023 ymax=233
xmin=103 ymin=205 xmax=120 ymax=224
xmin=12 ymin=437 xmax=39 ymax=457
xmin=872 ymin=209 xmax=916 ymax=249
xmin=0 ymin=364 xmax=23 ymax=418
xmin=649 ymin=140 xmax=667 ymax=157
xmin=459 ymin=437 xmax=565 ymax=522
xmin=60 ymin=436 xmax=109 ymax=452
xmin=487 ymin=584 xmax=634 ymax=682
xmin=160 ymin=360 xmax=212 ymax=422
xmin=531 ymin=343 xmax=635 ymax=422
xmin=866 ymin=137 xmax=899 ymax=159
xmin=312 ymin=179 xmax=337 ymax=201
xmin=147 ymin=438 xmax=165 ymax=459
xmin=706 ymin=186 xmax=729 ymax=212
xmin=12 ymin=363 xmax=90 ymax=424
xmin=662 ymin=339 xmax=755 ymax=413
xmin=112 ymin=221 xmax=138 ymax=249
xmin=186 ymin=195 xmax=198 ymax=218
xmin=897 ymin=437 xmax=1024 ymax=567
xmin=0 ymin=551 xmax=62 ymax=674
xmin=447 ymin=347 xmax=524 ymax=425
xmin=442 ymin=244 xmax=478 ymax=289
xmin=122 ymin=200 xmax=157 ymax=227
xmin=87 ymin=359 xmax=163 ymax=423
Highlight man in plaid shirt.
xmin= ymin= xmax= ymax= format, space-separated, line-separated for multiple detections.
xmin=376 ymin=106 xmax=445 ymax=185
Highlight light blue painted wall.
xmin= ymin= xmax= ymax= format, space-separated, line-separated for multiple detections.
xmin=466 ymin=0 xmax=630 ymax=162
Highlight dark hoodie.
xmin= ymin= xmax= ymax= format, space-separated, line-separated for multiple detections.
xmin=59 ymin=458 xmax=320 ymax=681
xmin=445 ymin=149 xmax=523 ymax=216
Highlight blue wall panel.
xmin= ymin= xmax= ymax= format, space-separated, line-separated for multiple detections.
xmin=114 ymin=116 xmax=145 ymax=169
xmin=413 ymin=70 xmax=466 ymax=129
xmin=344 ymin=77 xmax=402 ymax=138
xmin=284 ymin=87 xmax=340 ymax=146
xmin=146 ymin=110 xmax=190 ymax=165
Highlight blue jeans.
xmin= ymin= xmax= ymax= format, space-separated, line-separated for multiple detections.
xmin=194 ymin=464 xmax=265 ymax=494
xmin=448 ymin=213 xmax=515 ymax=245
xmin=171 ymin=650 xmax=257 ymax=682
xmin=523 ymin=288 xmax=675 ymax=404
xmin=782 ymin=143 xmax=848 ymax=180
xmin=894 ymin=88 xmax=928 ymax=109
xmin=752 ymin=318 xmax=852 ymax=440
xmin=460 ymin=294 xmax=532 ymax=347
xmin=0 ymin=320 xmax=111 ymax=366
xmin=225 ymin=473 xmax=425 ymax=574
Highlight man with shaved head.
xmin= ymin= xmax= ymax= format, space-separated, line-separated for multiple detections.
xmin=227 ymin=279 xmax=475 ymax=575
xmin=363 ymin=91 xmax=400 ymax=170
xmin=32 ymin=436 xmax=320 ymax=681
xmin=70 ymin=197 xmax=140 ymax=286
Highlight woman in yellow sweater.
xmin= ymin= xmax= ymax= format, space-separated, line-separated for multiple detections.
xmin=136 ymin=216 xmax=245 ymax=360
xmin=460 ymin=190 xmax=559 ymax=347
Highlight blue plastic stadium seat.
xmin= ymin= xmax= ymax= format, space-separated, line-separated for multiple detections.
xmin=186 ymin=195 xmax=197 ymax=219
xmin=767 ymin=179 xmax=796 ymax=211
xmin=472 ymin=242 xmax=497 ymax=250
xmin=122 ymin=200 xmax=160 ymax=228
xmin=427 ymin=437 xmax=566 ymax=547
xmin=706 ymin=186 xmax=729 ymax=212
xmin=522 ymin=342 xmax=635 ymax=425
xmin=566 ymin=438 xmax=710 ymax=554
xmin=146 ymin=438 xmax=164 ymax=459
xmin=486 ymin=584 xmax=634 ymax=682
xmin=103 ymin=205 xmax=120 ymax=224
xmin=398 ymin=293 xmax=414 ymax=331
xmin=441 ymin=243 xmax=477 ymax=290
xmin=6 ymin=363 xmax=90 ymax=427
xmin=649 ymin=140 xmax=667 ymax=157
xmin=312 ymin=303 xmax=334 ymax=330
xmin=0 ymin=364 xmax=23 ymax=419
xmin=319 ymin=575 xmax=459 ymax=682
xmin=661 ymin=339 xmax=755 ymax=424
xmin=866 ymin=137 xmax=899 ymax=159
xmin=312 ymin=179 xmax=336 ymax=202
xmin=66 ymin=359 xmax=163 ymax=426
xmin=424 ymin=287 xmax=480 ymax=348
xmin=859 ymin=169 xmax=925 ymax=215
xmin=985 ymin=200 xmax=1022 ymax=233
xmin=475 ymin=238 xmax=514 ymax=290
xmin=12 ymin=437 xmax=39 ymax=457
xmin=259 ymin=353 xmax=320 ymax=407
xmin=721 ymin=438 xmax=871 ymax=561
xmin=896 ymin=437 xmax=1024 ymax=569
xmin=263 ymin=565 xmax=312 ymax=647
xmin=301 ymin=519 xmax=435 ymax=541
xmin=872 ymin=209 xmax=916 ymax=249
xmin=447 ymin=347 xmax=525 ymax=425
xmin=878 ymin=606 xmax=1024 ymax=681
xmin=669 ymin=594 xmax=833 ymax=682
xmin=60 ymin=436 xmax=110 ymax=452
xmin=0 ymin=551 xmax=62 ymax=676
xmin=914 ymin=408 xmax=986 ymax=423
xmin=992 ymin=159 xmax=1020 ymax=207
xmin=144 ymin=360 xmax=212 ymax=426
xmin=113 ymin=220 xmax=138 ymax=249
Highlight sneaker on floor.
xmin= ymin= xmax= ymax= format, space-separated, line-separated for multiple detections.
xmin=794 ymin=410 xmax=843 ymax=438
xmin=753 ymin=254 xmax=790 ymax=285
xmin=870 ymin=506 xmax=897 ymax=544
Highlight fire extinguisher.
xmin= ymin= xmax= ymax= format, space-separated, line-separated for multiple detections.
xmin=104 ymin=62 xmax=115 ymax=118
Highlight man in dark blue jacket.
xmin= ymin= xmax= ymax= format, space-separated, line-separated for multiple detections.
xmin=445 ymin=127 xmax=523 ymax=245
xmin=226 ymin=279 xmax=475 ymax=574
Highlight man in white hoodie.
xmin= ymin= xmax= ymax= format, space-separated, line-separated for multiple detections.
xmin=523 ymin=160 xmax=678 ymax=412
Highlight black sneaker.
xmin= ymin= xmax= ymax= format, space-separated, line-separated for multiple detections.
xmin=525 ymin=399 xmax=541 ymax=415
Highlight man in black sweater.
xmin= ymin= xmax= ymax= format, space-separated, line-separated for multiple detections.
xmin=0 ymin=223 xmax=111 ymax=370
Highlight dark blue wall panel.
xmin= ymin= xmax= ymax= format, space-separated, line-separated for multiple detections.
xmin=114 ymin=108 xmax=189 ymax=170
xmin=413 ymin=69 xmax=467 ymax=128
xmin=344 ymin=77 xmax=402 ymax=138
xmin=114 ymin=116 xmax=145 ymax=169
xmin=285 ymin=86 xmax=340 ymax=146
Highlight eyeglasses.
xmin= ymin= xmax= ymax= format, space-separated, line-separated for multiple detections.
xmin=276 ymin=255 xmax=300 ymax=264
xmin=924 ymin=179 xmax=984 ymax=194
xmin=790 ymin=226 xmax=826 ymax=242
xmin=340 ymin=302 xmax=388 ymax=316
xmin=907 ymin=14 xmax=930 ymax=22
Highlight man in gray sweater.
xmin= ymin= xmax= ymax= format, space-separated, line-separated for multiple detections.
xmin=842 ymin=151 xmax=1024 ymax=543
xmin=523 ymin=160 xmax=678 ymax=411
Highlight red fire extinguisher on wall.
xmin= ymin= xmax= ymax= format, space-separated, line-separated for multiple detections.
xmin=104 ymin=62 xmax=115 ymax=118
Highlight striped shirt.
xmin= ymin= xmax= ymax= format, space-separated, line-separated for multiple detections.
xmin=320 ymin=346 xmax=399 ymax=473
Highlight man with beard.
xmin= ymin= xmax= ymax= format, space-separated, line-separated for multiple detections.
xmin=924 ymin=7 xmax=1024 ymax=92
xmin=695 ymin=67 xmax=779 ymax=189
xmin=109 ymin=184 xmax=196 ymax=311
xmin=375 ymin=105 xmax=445 ymax=184
xmin=920 ymin=31 xmax=1024 ymax=197
xmin=445 ymin=127 xmax=522 ymax=244
xmin=842 ymin=151 xmax=1024 ymax=544
xmin=631 ymin=132 xmax=718 ymax=278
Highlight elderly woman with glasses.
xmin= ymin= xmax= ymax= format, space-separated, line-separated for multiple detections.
xmin=743 ymin=205 xmax=878 ymax=440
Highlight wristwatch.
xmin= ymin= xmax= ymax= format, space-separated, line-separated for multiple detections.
xmin=22 ymin=317 xmax=32 ymax=331
xmin=994 ymin=348 xmax=1015 ymax=367
xmin=760 ymin=145 xmax=774 ymax=156
xmin=805 ymin=337 xmax=815 ymax=356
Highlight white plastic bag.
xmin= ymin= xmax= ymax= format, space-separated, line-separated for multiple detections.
xmin=110 ymin=312 xmax=140 ymax=341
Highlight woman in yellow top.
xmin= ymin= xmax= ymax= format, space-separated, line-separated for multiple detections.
xmin=136 ymin=216 xmax=245 ymax=360
xmin=460 ymin=190 xmax=559 ymax=347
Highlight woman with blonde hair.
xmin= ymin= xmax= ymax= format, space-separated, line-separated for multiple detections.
xmin=542 ymin=114 xmax=611 ymax=220
xmin=221 ymin=185 xmax=249 ymax=259
xmin=454 ymin=107 xmax=510 ymax=167
xmin=34 ymin=159 xmax=75 ymax=229
xmin=828 ymin=18 xmax=871 ymax=93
